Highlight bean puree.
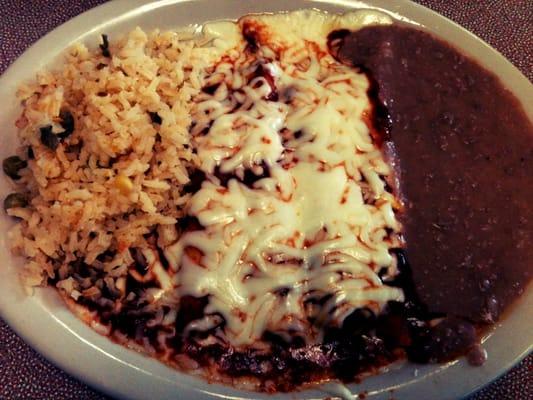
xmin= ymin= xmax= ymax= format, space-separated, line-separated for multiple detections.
xmin=330 ymin=23 xmax=532 ymax=357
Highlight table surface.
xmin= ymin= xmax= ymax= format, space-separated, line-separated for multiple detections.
xmin=0 ymin=1 xmax=531 ymax=399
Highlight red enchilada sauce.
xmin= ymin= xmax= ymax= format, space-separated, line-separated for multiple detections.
xmin=329 ymin=24 xmax=533 ymax=363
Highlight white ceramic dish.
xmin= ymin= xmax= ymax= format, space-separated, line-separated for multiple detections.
xmin=0 ymin=1 xmax=531 ymax=399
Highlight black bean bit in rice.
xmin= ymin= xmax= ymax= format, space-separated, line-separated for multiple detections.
xmin=99 ymin=34 xmax=111 ymax=58
xmin=2 ymin=155 xmax=27 ymax=180
xmin=65 ymin=141 xmax=83 ymax=156
xmin=40 ymin=125 xmax=59 ymax=150
xmin=156 ymin=246 xmax=170 ymax=270
xmin=106 ymin=156 xmax=118 ymax=167
xmin=202 ymin=83 xmax=220 ymax=95
xmin=58 ymin=109 xmax=75 ymax=138
xmin=27 ymin=146 xmax=34 ymax=160
xmin=4 ymin=193 xmax=28 ymax=212
xmin=148 ymin=111 xmax=162 ymax=125
xmin=131 ymin=247 xmax=149 ymax=275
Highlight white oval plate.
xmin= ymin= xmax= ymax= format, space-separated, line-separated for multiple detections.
xmin=0 ymin=1 xmax=531 ymax=399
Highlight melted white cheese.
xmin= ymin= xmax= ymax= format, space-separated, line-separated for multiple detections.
xmin=165 ymin=11 xmax=403 ymax=347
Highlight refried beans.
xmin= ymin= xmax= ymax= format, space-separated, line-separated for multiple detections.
xmin=329 ymin=24 xmax=532 ymax=362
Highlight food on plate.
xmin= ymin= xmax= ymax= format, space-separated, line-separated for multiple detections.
xmin=329 ymin=23 xmax=533 ymax=333
xmin=2 ymin=9 xmax=532 ymax=392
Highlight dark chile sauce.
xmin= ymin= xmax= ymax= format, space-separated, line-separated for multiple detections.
xmin=329 ymin=24 xmax=533 ymax=364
